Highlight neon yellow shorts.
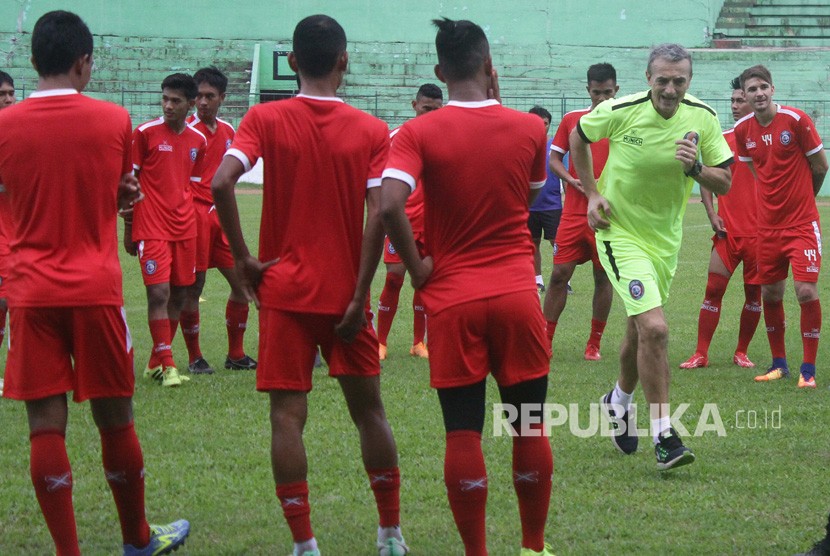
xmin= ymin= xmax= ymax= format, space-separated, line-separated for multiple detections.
xmin=596 ymin=236 xmax=677 ymax=316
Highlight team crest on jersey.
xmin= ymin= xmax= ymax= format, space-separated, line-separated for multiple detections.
xmin=225 ymin=139 xmax=232 ymax=150
xmin=145 ymin=260 xmax=157 ymax=275
xmin=553 ymin=243 xmax=559 ymax=256
xmin=387 ymin=242 xmax=397 ymax=255
xmin=629 ymin=279 xmax=644 ymax=300
xmin=190 ymin=148 xmax=198 ymax=162
xmin=779 ymin=130 xmax=792 ymax=146
xmin=158 ymin=141 xmax=173 ymax=152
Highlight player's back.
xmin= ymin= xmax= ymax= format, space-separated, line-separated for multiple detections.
xmin=0 ymin=92 xmax=131 ymax=307
xmin=230 ymin=96 xmax=389 ymax=314
xmin=388 ymin=101 xmax=548 ymax=311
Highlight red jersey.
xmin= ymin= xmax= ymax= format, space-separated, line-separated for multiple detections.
xmin=718 ymin=129 xmax=757 ymax=237
xmin=734 ymin=105 xmax=822 ymax=229
xmin=0 ymin=193 xmax=10 ymax=261
xmin=383 ymin=100 xmax=548 ymax=314
xmin=390 ymin=126 xmax=425 ymax=233
xmin=227 ymin=95 xmax=389 ymax=314
xmin=132 ymin=117 xmax=206 ymax=240
xmin=0 ymin=90 xmax=132 ymax=307
xmin=187 ymin=114 xmax=235 ymax=205
xmin=550 ymin=108 xmax=610 ymax=217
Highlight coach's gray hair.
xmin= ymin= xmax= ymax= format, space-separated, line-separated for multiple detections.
xmin=647 ymin=43 xmax=692 ymax=76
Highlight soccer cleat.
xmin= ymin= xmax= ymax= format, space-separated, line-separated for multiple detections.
xmin=377 ymin=536 xmax=410 ymax=556
xmin=409 ymin=342 xmax=429 ymax=359
xmin=143 ymin=364 xmax=164 ymax=383
xmin=600 ymin=392 xmax=638 ymax=455
xmin=161 ymin=366 xmax=185 ymax=387
xmin=655 ymin=427 xmax=695 ymax=471
xmin=379 ymin=344 xmax=388 ymax=361
xmin=679 ymin=353 xmax=708 ymax=369
xmin=798 ymin=374 xmax=817 ymax=389
xmin=754 ymin=367 xmax=789 ymax=382
xmin=225 ymin=354 xmax=257 ymax=370
xmin=732 ymin=352 xmax=755 ymax=368
xmin=123 ymin=519 xmax=190 ymax=556
xmin=520 ymin=543 xmax=555 ymax=556
xmin=584 ymin=344 xmax=602 ymax=361
xmin=187 ymin=357 xmax=214 ymax=375
xmin=536 ymin=283 xmax=546 ymax=295
xmin=566 ymin=283 xmax=574 ymax=295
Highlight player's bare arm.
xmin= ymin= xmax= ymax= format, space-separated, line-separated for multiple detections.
xmin=549 ymin=151 xmax=584 ymax=194
xmin=380 ymin=177 xmax=433 ymax=288
xmin=335 ymin=186 xmax=385 ymax=343
xmin=808 ymin=148 xmax=829 ymax=196
xmin=121 ymin=170 xmax=138 ymax=256
xmin=212 ymin=155 xmax=277 ymax=308
xmin=569 ymin=127 xmax=610 ymax=230
xmin=700 ymin=188 xmax=725 ymax=234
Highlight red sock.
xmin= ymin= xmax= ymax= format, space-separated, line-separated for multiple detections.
xmin=763 ymin=299 xmax=787 ymax=360
xmin=367 ymin=467 xmax=401 ymax=527
xmin=587 ymin=319 xmax=606 ymax=349
xmin=412 ymin=290 xmax=426 ymax=345
xmin=736 ymin=284 xmax=762 ymax=353
xmin=148 ymin=319 xmax=174 ymax=367
xmin=800 ymin=299 xmax=821 ymax=366
xmin=276 ymin=481 xmax=313 ymax=542
xmin=513 ymin=429 xmax=553 ymax=552
xmin=545 ymin=321 xmax=557 ymax=347
xmin=226 ymin=300 xmax=249 ymax=360
xmin=29 ymin=430 xmax=80 ymax=556
xmin=377 ymin=273 xmax=404 ymax=346
xmin=695 ymin=272 xmax=729 ymax=355
xmin=179 ymin=309 xmax=202 ymax=363
xmin=100 ymin=423 xmax=150 ymax=547
xmin=445 ymin=431 xmax=487 ymax=556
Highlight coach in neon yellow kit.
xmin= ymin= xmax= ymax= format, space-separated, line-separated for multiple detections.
xmin=570 ymin=43 xmax=733 ymax=471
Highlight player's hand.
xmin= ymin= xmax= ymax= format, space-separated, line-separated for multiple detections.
xmin=587 ymin=193 xmax=612 ymax=231
xmin=675 ymin=136 xmax=699 ymax=174
xmin=709 ymin=214 xmax=726 ymax=235
xmin=235 ymin=255 xmax=278 ymax=309
xmin=410 ymin=256 xmax=434 ymax=289
xmin=488 ymin=68 xmax=501 ymax=104
xmin=123 ymin=237 xmax=138 ymax=256
xmin=569 ymin=178 xmax=585 ymax=195
xmin=118 ymin=174 xmax=144 ymax=213
xmin=334 ymin=300 xmax=367 ymax=343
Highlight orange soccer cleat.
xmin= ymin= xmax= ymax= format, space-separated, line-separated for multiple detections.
xmin=409 ymin=341 xmax=429 ymax=359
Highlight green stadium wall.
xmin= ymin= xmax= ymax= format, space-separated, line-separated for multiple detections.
xmin=3 ymin=1 xmax=830 ymax=194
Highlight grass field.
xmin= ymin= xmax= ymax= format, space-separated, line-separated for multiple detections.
xmin=1 ymin=193 xmax=828 ymax=555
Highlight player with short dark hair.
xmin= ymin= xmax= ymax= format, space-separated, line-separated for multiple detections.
xmin=0 ymin=10 xmax=189 ymax=555
xmin=543 ymin=63 xmax=618 ymax=361
xmin=381 ymin=17 xmax=554 ymax=556
xmin=526 ymin=105 xmax=561 ymax=294
xmin=0 ymin=70 xmax=14 ymax=108
xmin=734 ymin=64 xmax=828 ymax=388
xmin=125 ymin=72 xmax=206 ymax=387
xmin=575 ymin=43 xmax=733 ymax=470
xmin=212 ymin=14 xmax=408 ymax=556
xmin=376 ymin=83 xmax=443 ymax=361
xmin=679 ymin=76 xmax=761 ymax=370
xmin=180 ymin=66 xmax=257 ymax=374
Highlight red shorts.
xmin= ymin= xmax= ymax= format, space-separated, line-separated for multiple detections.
xmin=3 ymin=306 xmax=135 ymax=402
xmin=194 ymin=201 xmax=234 ymax=272
xmin=383 ymin=232 xmax=426 ymax=265
xmin=553 ymin=212 xmax=601 ymax=268
xmin=256 ymin=308 xmax=380 ymax=392
xmin=427 ymin=290 xmax=550 ymax=389
xmin=758 ymin=221 xmax=822 ymax=284
xmin=138 ymin=238 xmax=196 ymax=287
xmin=712 ymin=233 xmax=759 ymax=285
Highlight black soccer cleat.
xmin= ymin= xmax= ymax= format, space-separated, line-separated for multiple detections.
xmin=225 ymin=354 xmax=257 ymax=370
xmin=600 ymin=391 xmax=638 ymax=455
xmin=655 ymin=427 xmax=695 ymax=471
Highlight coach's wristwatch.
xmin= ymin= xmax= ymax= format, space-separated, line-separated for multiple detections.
xmin=684 ymin=160 xmax=703 ymax=177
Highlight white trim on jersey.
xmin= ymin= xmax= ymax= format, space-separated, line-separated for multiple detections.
xmin=446 ymin=99 xmax=499 ymax=109
xmin=296 ymin=94 xmax=344 ymax=103
xmin=738 ymin=156 xmax=753 ymax=162
xmin=806 ymin=144 xmax=824 ymax=157
xmin=137 ymin=117 xmax=165 ymax=132
xmin=381 ymin=168 xmax=416 ymax=191
xmin=225 ymin=148 xmax=252 ymax=172
xmin=530 ymin=180 xmax=545 ymax=189
xmin=550 ymin=144 xmax=567 ymax=155
xmin=777 ymin=106 xmax=802 ymax=121
xmin=367 ymin=178 xmax=382 ymax=189
xmin=28 ymin=88 xmax=78 ymax=98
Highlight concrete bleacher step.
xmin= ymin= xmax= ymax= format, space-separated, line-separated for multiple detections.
xmin=750 ymin=5 xmax=830 ymax=16
xmin=755 ymin=0 xmax=829 ymax=5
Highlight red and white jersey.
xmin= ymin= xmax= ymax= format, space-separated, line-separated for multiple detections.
xmin=187 ymin=114 xmax=234 ymax=205
xmin=734 ymin=105 xmax=822 ymax=229
xmin=550 ymin=108 xmax=610 ymax=217
xmin=383 ymin=99 xmax=548 ymax=314
xmin=131 ymin=117 xmax=206 ymax=240
xmin=0 ymin=90 xmax=132 ymax=307
xmin=390 ymin=126 xmax=425 ymax=234
xmin=227 ymin=95 xmax=389 ymax=314
xmin=718 ymin=129 xmax=757 ymax=237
